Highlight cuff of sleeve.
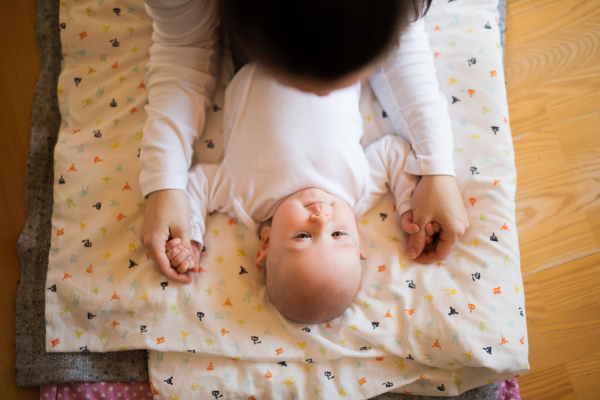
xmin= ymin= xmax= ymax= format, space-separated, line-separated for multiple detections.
xmin=189 ymin=214 xmax=205 ymax=248
xmin=139 ymin=172 xmax=190 ymax=198
xmin=396 ymin=202 xmax=412 ymax=219
xmin=404 ymin=156 xmax=456 ymax=178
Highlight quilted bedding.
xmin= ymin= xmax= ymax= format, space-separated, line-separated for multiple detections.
xmin=47 ymin=0 xmax=528 ymax=398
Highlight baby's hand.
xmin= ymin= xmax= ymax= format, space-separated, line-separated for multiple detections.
xmin=424 ymin=222 xmax=441 ymax=245
xmin=165 ymin=238 xmax=201 ymax=274
xmin=401 ymin=211 xmax=440 ymax=247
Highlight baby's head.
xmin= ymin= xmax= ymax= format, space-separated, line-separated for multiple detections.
xmin=255 ymin=188 xmax=365 ymax=324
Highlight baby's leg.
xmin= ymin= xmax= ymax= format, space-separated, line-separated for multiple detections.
xmin=165 ymin=238 xmax=194 ymax=271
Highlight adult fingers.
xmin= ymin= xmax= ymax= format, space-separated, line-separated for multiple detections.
xmin=413 ymin=228 xmax=457 ymax=264
xmin=148 ymin=237 xmax=192 ymax=284
xmin=400 ymin=211 xmax=420 ymax=234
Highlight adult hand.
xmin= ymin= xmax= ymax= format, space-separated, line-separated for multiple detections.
xmin=401 ymin=175 xmax=469 ymax=263
xmin=141 ymin=189 xmax=200 ymax=283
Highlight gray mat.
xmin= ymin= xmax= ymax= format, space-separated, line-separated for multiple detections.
xmin=15 ymin=0 xmax=149 ymax=388
xmin=15 ymin=0 xmax=506 ymax=396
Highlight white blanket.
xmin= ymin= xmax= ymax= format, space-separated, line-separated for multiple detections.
xmin=48 ymin=0 xmax=528 ymax=398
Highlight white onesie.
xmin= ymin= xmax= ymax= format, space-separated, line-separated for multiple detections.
xmin=186 ymin=63 xmax=419 ymax=247
xmin=139 ymin=0 xmax=455 ymax=200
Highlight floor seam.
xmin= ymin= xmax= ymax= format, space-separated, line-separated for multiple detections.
xmin=512 ymin=109 xmax=600 ymax=142
xmin=523 ymin=249 xmax=600 ymax=277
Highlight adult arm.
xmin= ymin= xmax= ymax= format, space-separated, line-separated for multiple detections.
xmin=368 ymin=18 xmax=469 ymax=262
xmin=140 ymin=0 xmax=221 ymax=283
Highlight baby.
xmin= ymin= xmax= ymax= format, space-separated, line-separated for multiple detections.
xmin=165 ymin=62 xmax=440 ymax=324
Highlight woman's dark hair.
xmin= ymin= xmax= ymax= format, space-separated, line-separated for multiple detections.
xmin=222 ymin=0 xmax=432 ymax=81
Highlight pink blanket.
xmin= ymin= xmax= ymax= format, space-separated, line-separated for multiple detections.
xmin=40 ymin=382 xmax=153 ymax=400
xmin=41 ymin=380 xmax=520 ymax=399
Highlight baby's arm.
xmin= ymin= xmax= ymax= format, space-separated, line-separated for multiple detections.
xmin=166 ymin=163 xmax=220 ymax=274
xmin=364 ymin=135 xmax=419 ymax=217
xmin=364 ymin=135 xmax=442 ymax=252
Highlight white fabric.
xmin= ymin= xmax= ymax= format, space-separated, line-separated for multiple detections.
xmin=139 ymin=0 xmax=455 ymax=201
xmin=139 ymin=0 xmax=221 ymax=196
xmin=370 ymin=18 xmax=456 ymax=177
xmin=186 ymin=62 xmax=418 ymax=247
xmin=47 ymin=0 xmax=529 ymax=398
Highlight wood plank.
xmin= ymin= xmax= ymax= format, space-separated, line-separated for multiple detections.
xmin=515 ymin=147 xmax=586 ymax=228
xmin=522 ymin=274 xmax=549 ymax=323
xmin=504 ymin=19 xmax=600 ymax=94
xmin=518 ymin=363 xmax=577 ymax=400
xmin=526 ymin=301 xmax=600 ymax=371
xmin=514 ymin=113 xmax=600 ymax=262
xmin=513 ymin=126 xmax=565 ymax=187
xmin=0 ymin=0 xmax=41 ymax=398
xmin=584 ymin=203 xmax=600 ymax=247
xmin=507 ymin=87 xmax=553 ymax=137
xmin=554 ymin=110 xmax=600 ymax=164
xmin=508 ymin=0 xmax=600 ymax=43
xmin=538 ymin=64 xmax=600 ymax=124
xmin=518 ymin=210 xmax=598 ymax=275
xmin=533 ymin=252 xmax=600 ymax=315
xmin=566 ymin=350 xmax=600 ymax=400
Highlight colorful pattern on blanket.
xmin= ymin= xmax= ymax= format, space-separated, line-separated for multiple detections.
xmin=48 ymin=0 xmax=528 ymax=398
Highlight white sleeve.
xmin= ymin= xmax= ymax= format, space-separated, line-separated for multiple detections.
xmin=368 ymin=18 xmax=455 ymax=177
xmin=186 ymin=163 xmax=218 ymax=247
xmin=139 ymin=0 xmax=221 ymax=197
xmin=364 ymin=136 xmax=420 ymax=217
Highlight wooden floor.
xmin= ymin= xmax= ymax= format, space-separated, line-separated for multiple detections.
xmin=1 ymin=0 xmax=599 ymax=398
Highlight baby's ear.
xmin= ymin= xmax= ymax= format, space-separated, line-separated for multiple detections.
xmin=255 ymin=226 xmax=271 ymax=264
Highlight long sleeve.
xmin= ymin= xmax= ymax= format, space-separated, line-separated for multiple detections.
xmin=363 ymin=135 xmax=420 ymax=218
xmin=369 ymin=18 xmax=455 ymax=177
xmin=139 ymin=0 xmax=221 ymax=197
xmin=186 ymin=163 xmax=221 ymax=246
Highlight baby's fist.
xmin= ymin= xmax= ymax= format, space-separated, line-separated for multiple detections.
xmin=165 ymin=238 xmax=195 ymax=274
xmin=424 ymin=222 xmax=441 ymax=245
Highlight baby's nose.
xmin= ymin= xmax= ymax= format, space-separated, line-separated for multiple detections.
xmin=309 ymin=205 xmax=330 ymax=223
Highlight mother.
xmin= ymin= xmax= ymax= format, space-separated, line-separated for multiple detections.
xmin=140 ymin=0 xmax=469 ymax=283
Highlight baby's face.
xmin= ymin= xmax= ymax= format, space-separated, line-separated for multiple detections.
xmin=257 ymin=188 xmax=365 ymax=323
xmin=270 ymin=188 xmax=361 ymax=260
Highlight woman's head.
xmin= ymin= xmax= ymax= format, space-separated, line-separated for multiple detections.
xmin=222 ymin=0 xmax=432 ymax=94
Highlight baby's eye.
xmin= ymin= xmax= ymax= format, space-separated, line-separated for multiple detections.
xmin=295 ymin=233 xmax=311 ymax=239
xmin=332 ymin=231 xmax=346 ymax=237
